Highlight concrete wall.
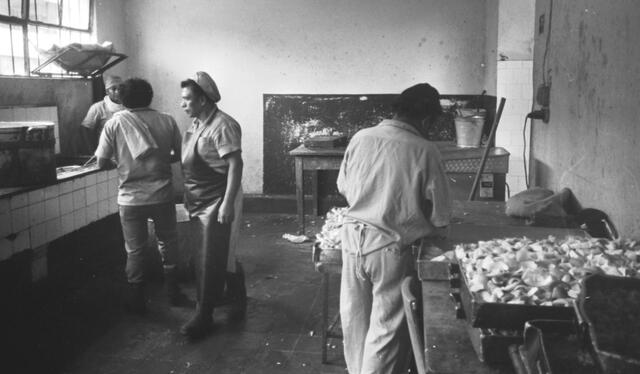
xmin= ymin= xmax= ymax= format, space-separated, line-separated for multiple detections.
xmin=498 ymin=0 xmax=535 ymax=60
xmin=94 ymin=0 xmax=129 ymax=77
xmin=120 ymin=0 xmax=494 ymax=193
xmin=484 ymin=0 xmax=499 ymax=96
xmin=532 ymin=0 xmax=640 ymax=238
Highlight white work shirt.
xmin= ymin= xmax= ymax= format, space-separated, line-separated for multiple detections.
xmin=95 ymin=108 xmax=182 ymax=206
xmin=337 ymin=119 xmax=452 ymax=255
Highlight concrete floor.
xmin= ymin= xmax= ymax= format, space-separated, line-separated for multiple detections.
xmin=6 ymin=214 xmax=348 ymax=374
xmin=5 ymin=201 xmax=578 ymax=373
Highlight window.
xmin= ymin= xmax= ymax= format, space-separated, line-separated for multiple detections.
xmin=0 ymin=0 xmax=94 ymax=76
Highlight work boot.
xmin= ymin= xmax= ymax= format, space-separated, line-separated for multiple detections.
xmin=163 ymin=266 xmax=191 ymax=307
xmin=180 ymin=305 xmax=214 ymax=339
xmin=124 ymin=282 xmax=146 ymax=315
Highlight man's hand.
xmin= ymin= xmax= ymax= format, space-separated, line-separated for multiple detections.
xmin=217 ymin=200 xmax=234 ymax=224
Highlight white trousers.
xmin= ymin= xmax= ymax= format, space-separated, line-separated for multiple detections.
xmin=340 ymin=247 xmax=412 ymax=374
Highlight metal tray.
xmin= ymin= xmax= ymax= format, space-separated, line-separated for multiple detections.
xmin=575 ymin=274 xmax=640 ymax=374
xmin=454 ymin=258 xmax=576 ymax=330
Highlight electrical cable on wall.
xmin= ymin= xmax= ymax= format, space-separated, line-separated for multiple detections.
xmin=523 ymin=116 xmax=530 ymax=189
xmin=542 ymin=0 xmax=554 ymax=86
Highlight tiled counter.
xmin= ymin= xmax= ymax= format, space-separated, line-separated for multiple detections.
xmin=0 ymin=168 xmax=120 ymax=264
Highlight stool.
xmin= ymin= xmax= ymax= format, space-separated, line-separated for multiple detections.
xmin=312 ymin=243 xmax=343 ymax=364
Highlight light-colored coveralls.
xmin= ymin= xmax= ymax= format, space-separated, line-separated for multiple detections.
xmin=337 ymin=119 xmax=452 ymax=374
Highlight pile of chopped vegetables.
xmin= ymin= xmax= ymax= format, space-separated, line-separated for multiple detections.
xmin=315 ymin=207 xmax=348 ymax=250
xmin=454 ymin=236 xmax=640 ymax=307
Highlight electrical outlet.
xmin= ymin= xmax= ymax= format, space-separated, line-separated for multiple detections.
xmin=539 ymin=14 xmax=545 ymax=35
xmin=536 ymin=84 xmax=550 ymax=107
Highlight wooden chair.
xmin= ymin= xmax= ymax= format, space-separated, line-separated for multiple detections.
xmin=402 ymin=275 xmax=427 ymax=374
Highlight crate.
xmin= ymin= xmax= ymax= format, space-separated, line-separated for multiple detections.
xmin=466 ymin=324 xmax=523 ymax=364
xmin=510 ymin=319 xmax=599 ymax=374
xmin=575 ymin=274 xmax=640 ymax=374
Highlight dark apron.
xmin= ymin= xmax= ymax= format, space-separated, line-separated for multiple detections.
xmin=182 ymin=111 xmax=227 ymax=214
xmin=181 ymin=113 xmax=231 ymax=309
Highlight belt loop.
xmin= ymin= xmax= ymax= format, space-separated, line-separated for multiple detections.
xmin=355 ymin=224 xmax=367 ymax=281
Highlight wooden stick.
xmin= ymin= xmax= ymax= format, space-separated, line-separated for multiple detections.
xmin=468 ymin=97 xmax=507 ymax=201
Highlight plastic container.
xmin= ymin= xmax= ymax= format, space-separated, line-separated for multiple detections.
xmin=454 ymin=115 xmax=485 ymax=148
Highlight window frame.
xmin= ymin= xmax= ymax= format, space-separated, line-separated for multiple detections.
xmin=0 ymin=0 xmax=94 ymax=76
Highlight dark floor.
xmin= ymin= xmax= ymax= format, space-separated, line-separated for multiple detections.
xmin=4 ymin=213 xmax=347 ymax=374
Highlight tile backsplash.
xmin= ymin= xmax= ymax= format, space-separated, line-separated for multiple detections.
xmin=0 ymin=170 xmax=119 ymax=261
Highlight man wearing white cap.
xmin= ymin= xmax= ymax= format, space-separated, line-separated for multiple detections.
xmin=81 ymin=74 xmax=125 ymax=152
xmin=179 ymin=71 xmax=246 ymax=338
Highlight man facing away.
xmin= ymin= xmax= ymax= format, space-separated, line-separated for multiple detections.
xmin=337 ymin=83 xmax=452 ymax=373
xmin=95 ymin=78 xmax=187 ymax=313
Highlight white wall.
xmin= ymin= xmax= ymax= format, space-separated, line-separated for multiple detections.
xmin=494 ymin=0 xmax=535 ymax=197
xmin=94 ymin=0 xmax=129 ymax=77
xmin=498 ymin=0 xmax=535 ymax=61
xmin=117 ymin=0 xmax=492 ymax=193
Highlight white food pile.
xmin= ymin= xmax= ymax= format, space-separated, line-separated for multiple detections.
xmin=455 ymin=236 xmax=640 ymax=307
xmin=315 ymin=207 xmax=348 ymax=250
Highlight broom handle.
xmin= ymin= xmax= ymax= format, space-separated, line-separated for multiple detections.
xmin=468 ymin=97 xmax=507 ymax=201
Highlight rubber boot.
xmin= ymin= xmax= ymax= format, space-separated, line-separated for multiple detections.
xmin=124 ymin=282 xmax=146 ymax=315
xmin=226 ymin=261 xmax=247 ymax=320
xmin=163 ymin=266 xmax=191 ymax=307
xmin=180 ymin=304 xmax=214 ymax=339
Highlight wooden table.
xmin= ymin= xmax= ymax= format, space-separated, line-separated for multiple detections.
xmin=289 ymin=145 xmax=346 ymax=234
xmin=289 ymin=143 xmax=510 ymax=234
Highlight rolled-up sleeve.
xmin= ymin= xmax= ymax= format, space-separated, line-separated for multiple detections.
xmin=95 ymin=119 xmax=115 ymax=160
xmin=216 ymin=122 xmax=241 ymax=159
xmin=424 ymin=148 xmax=452 ymax=228
xmin=81 ymin=103 xmax=100 ymax=129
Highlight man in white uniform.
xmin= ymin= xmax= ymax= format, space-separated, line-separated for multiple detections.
xmin=81 ymin=75 xmax=125 ymax=152
xmin=337 ymin=83 xmax=452 ymax=373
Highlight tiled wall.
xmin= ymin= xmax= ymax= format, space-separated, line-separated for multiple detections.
xmin=0 ymin=169 xmax=119 ymax=261
xmin=495 ymin=60 xmax=533 ymax=197
xmin=0 ymin=106 xmax=60 ymax=153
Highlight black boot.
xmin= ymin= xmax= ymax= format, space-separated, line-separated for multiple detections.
xmin=164 ymin=266 xmax=191 ymax=307
xmin=124 ymin=282 xmax=146 ymax=315
xmin=180 ymin=305 xmax=214 ymax=339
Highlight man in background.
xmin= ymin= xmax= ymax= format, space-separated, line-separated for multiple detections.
xmin=95 ymin=78 xmax=186 ymax=314
xmin=81 ymin=75 xmax=125 ymax=152
xmin=337 ymin=83 xmax=452 ymax=373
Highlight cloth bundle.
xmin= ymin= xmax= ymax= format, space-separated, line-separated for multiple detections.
xmin=114 ymin=111 xmax=158 ymax=159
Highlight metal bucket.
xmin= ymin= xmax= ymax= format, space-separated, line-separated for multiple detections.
xmin=454 ymin=115 xmax=485 ymax=148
